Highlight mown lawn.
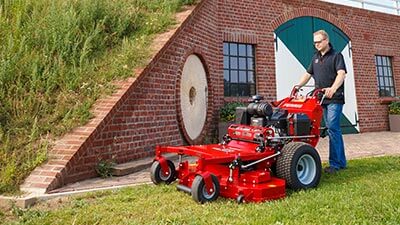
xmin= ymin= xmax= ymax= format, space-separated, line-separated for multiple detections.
xmin=2 ymin=156 xmax=400 ymax=225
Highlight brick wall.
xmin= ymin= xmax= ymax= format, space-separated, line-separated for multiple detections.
xmin=21 ymin=0 xmax=400 ymax=193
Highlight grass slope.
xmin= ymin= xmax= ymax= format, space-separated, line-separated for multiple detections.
xmin=0 ymin=0 xmax=195 ymax=194
xmin=2 ymin=156 xmax=400 ymax=224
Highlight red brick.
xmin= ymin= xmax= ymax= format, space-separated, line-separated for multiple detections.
xmin=30 ymin=183 xmax=51 ymax=189
xmin=39 ymin=171 xmax=59 ymax=177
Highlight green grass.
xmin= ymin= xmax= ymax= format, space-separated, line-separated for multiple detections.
xmin=2 ymin=156 xmax=400 ymax=224
xmin=0 ymin=0 xmax=196 ymax=194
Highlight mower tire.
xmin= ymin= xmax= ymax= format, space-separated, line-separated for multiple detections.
xmin=191 ymin=174 xmax=220 ymax=204
xmin=150 ymin=160 xmax=176 ymax=185
xmin=276 ymin=142 xmax=321 ymax=190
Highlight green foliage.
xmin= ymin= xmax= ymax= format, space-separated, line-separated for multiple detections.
xmin=4 ymin=156 xmax=400 ymax=224
xmin=388 ymin=101 xmax=400 ymax=115
xmin=219 ymin=102 xmax=246 ymax=122
xmin=95 ymin=159 xmax=115 ymax=178
xmin=0 ymin=0 xmax=196 ymax=194
xmin=10 ymin=203 xmax=49 ymax=224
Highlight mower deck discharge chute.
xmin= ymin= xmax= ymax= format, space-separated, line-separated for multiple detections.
xmin=151 ymin=86 xmax=325 ymax=203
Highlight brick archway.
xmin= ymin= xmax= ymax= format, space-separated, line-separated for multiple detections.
xmin=270 ymin=8 xmax=353 ymax=40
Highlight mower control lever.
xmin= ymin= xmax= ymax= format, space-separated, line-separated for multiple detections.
xmin=241 ymin=152 xmax=281 ymax=169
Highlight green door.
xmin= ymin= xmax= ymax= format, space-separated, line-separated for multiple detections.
xmin=274 ymin=16 xmax=359 ymax=134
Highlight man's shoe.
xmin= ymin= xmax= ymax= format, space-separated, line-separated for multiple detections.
xmin=324 ymin=167 xmax=338 ymax=174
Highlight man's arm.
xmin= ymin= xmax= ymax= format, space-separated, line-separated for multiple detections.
xmin=298 ymin=72 xmax=312 ymax=87
xmin=324 ymin=69 xmax=346 ymax=98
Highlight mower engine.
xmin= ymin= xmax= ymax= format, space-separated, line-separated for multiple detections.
xmin=151 ymin=86 xmax=325 ymax=203
xmin=231 ymin=87 xmax=323 ymax=148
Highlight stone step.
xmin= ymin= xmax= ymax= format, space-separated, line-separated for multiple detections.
xmin=111 ymin=153 xmax=178 ymax=176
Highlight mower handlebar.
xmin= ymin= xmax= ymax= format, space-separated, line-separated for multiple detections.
xmin=290 ymin=85 xmax=325 ymax=98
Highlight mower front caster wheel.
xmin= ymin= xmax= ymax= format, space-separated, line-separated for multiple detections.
xmin=191 ymin=174 xmax=220 ymax=204
xmin=150 ymin=160 xmax=176 ymax=185
xmin=236 ymin=194 xmax=245 ymax=204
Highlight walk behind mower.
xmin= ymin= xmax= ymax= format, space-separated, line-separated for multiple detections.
xmin=150 ymin=86 xmax=326 ymax=203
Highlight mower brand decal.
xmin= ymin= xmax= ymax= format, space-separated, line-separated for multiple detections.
xmin=283 ymin=103 xmax=302 ymax=108
xmin=212 ymin=147 xmax=240 ymax=152
xmin=213 ymin=147 xmax=235 ymax=153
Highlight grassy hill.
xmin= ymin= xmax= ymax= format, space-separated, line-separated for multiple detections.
xmin=0 ymin=0 xmax=195 ymax=194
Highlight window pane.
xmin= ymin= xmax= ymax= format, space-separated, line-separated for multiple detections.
xmin=390 ymin=89 xmax=395 ymax=97
xmin=385 ymin=87 xmax=391 ymax=96
xmin=239 ymin=71 xmax=247 ymax=83
xmin=231 ymin=84 xmax=238 ymax=96
xmin=388 ymin=77 xmax=392 ymax=86
xmin=388 ymin=68 xmax=393 ymax=77
xmin=250 ymin=84 xmax=256 ymax=95
xmin=231 ymin=70 xmax=238 ymax=83
xmin=248 ymin=58 xmax=254 ymax=70
xmin=223 ymin=43 xmax=229 ymax=55
xmin=239 ymin=44 xmax=247 ymax=56
xmin=247 ymin=45 xmax=253 ymax=56
xmin=239 ymin=57 xmax=247 ymax=69
xmin=230 ymin=57 xmax=238 ymax=69
xmin=383 ymin=67 xmax=388 ymax=76
xmin=224 ymin=83 xmax=229 ymax=96
xmin=379 ymin=88 xmax=385 ymax=96
xmin=385 ymin=77 xmax=390 ymax=86
xmin=229 ymin=43 xmax=237 ymax=55
xmin=387 ymin=57 xmax=392 ymax=66
xmin=379 ymin=77 xmax=384 ymax=87
xmin=377 ymin=56 xmax=382 ymax=65
xmin=224 ymin=70 xmax=230 ymax=82
xmin=383 ymin=57 xmax=388 ymax=66
xmin=378 ymin=67 xmax=383 ymax=76
xmin=248 ymin=71 xmax=255 ymax=83
xmin=238 ymin=84 xmax=250 ymax=96
xmin=223 ymin=56 xmax=229 ymax=69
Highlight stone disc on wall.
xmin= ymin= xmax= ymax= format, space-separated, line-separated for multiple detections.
xmin=180 ymin=54 xmax=208 ymax=142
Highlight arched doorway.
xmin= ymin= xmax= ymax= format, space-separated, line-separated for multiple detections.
xmin=274 ymin=16 xmax=359 ymax=134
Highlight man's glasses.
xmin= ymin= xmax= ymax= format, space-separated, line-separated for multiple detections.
xmin=313 ymin=39 xmax=326 ymax=45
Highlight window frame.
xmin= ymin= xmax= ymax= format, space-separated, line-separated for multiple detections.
xmin=223 ymin=42 xmax=256 ymax=97
xmin=375 ymin=55 xmax=396 ymax=97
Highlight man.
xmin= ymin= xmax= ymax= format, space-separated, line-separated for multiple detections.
xmin=298 ymin=30 xmax=347 ymax=174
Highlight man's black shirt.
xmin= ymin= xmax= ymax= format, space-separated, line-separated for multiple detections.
xmin=307 ymin=44 xmax=347 ymax=104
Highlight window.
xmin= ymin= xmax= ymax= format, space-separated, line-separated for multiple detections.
xmin=375 ymin=55 xmax=396 ymax=97
xmin=223 ymin=42 xmax=256 ymax=96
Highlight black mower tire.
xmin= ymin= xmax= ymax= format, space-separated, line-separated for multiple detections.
xmin=150 ymin=160 xmax=176 ymax=185
xmin=191 ymin=174 xmax=220 ymax=204
xmin=276 ymin=142 xmax=321 ymax=190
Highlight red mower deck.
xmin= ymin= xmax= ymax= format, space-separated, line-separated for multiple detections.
xmin=151 ymin=86 xmax=325 ymax=203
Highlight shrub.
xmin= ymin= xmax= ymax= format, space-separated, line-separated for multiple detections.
xmin=95 ymin=159 xmax=115 ymax=178
xmin=219 ymin=102 xmax=245 ymax=122
xmin=389 ymin=101 xmax=400 ymax=115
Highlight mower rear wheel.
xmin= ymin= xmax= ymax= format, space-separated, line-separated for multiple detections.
xmin=191 ymin=174 xmax=220 ymax=204
xmin=276 ymin=142 xmax=321 ymax=190
xmin=150 ymin=160 xmax=176 ymax=185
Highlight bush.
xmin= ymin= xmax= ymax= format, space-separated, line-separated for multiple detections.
xmin=219 ymin=102 xmax=245 ymax=122
xmin=95 ymin=159 xmax=115 ymax=178
xmin=389 ymin=101 xmax=400 ymax=115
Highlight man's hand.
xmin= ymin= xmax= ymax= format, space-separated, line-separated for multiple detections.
xmin=323 ymin=69 xmax=346 ymax=99
xmin=323 ymin=87 xmax=337 ymax=98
